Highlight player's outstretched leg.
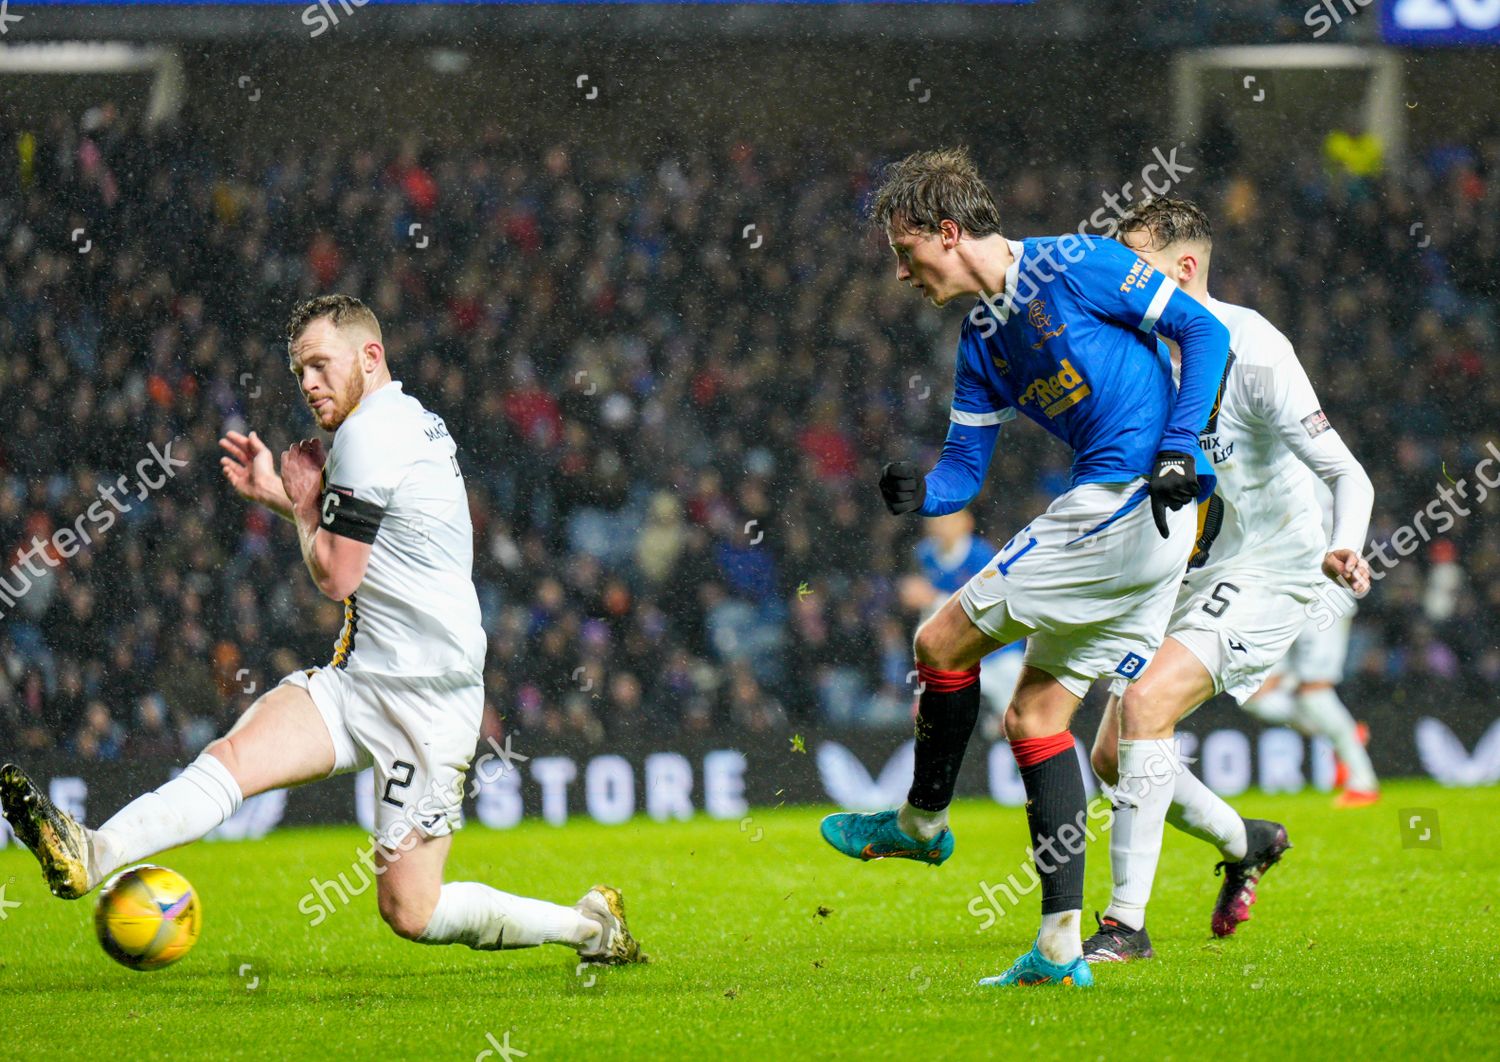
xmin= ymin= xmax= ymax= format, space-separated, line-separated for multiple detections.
xmin=1211 ymin=819 xmax=1291 ymax=938
xmin=417 ymin=881 xmax=646 ymax=963
xmin=414 ymin=881 xmax=647 ymax=963
xmin=381 ymin=834 xmax=646 ymax=963
xmin=0 ymin=763 xmax=93 ymax=898
xmin=820 ymin=597 xmax=996 ymax=867
xmin=3 ymin=683 xmax=334 ymax=900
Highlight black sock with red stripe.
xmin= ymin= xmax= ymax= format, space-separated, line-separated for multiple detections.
xmin=1013 ymin=733 xmax=1087 ymax=915
xmin=905 ymin=662 xmax=982 ymax=813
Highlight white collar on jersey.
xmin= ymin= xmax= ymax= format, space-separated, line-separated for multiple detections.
xmin=982 ymin=239 xmax=1027 ymax=324
xmin=345 ymin=379 xmax=404 ymax=423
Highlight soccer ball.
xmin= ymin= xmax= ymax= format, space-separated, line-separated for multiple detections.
xmin=93 ymin=864 xmax=202 ymax=971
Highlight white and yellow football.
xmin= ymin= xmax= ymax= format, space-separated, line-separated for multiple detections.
xmin=93 ymin=864 xmax=202 ymax=971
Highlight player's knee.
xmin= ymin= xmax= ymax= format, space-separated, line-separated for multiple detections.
xmin=913 ymin=617 xmax=958 ymax=669
xmin=1001 ymin=703 xmax=1026 ymax=743
xmin=1120 ymin=681 xmax=1175 ymax=736
xmin=912 ymin=620 xmax=938 ymax=665
xmin=378 ymin=887 xmax=436 ymax=941
xmin=203 ymin=737 xmax=239 ymax=778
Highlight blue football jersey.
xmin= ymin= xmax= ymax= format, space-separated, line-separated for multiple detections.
xmin=948 ymin=235 xmax=1227 ymax=488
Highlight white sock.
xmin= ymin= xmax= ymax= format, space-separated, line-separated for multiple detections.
xmin=1243 ymin=686 xmax=1295 ymax=727
xmin=1167 ymin=767 xmax=1247 ymax=860
xmin=897 ymin=802 xmax=947 ymax=842
xmin=90 ymin=753 xmax=244 ymax=888
xmin=418 ymin=882 xmax=602 ymax=951
xmin=1295 ymin=688 xmax=1377 ymax=791
xmin=1103 ymin=738 xmax=1179 ymax=930
xmin=1037 ymin=910 xmax=1082 ymax=964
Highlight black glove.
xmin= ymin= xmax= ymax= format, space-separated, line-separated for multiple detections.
xmin=1147 ymin=450 xmax=1198 ymax=538
xmin=879 ymin=461 xmax=926 ymax=516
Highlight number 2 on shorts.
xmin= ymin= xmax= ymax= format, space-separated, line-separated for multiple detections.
xmin=382 ymin=759 xmax=416 ymax=808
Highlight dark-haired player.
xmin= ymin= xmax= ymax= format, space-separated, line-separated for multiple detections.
xmin=819 ymin=148 xmax=1230 ymax=988
xmin=2 ymin=295 xmax=645 ymax=967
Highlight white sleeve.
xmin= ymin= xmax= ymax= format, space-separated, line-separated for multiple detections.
xmin=1254 ymin=339 xmax=1373 ymax=554
xmin=325 ymin=417 xmax=403 ymax=511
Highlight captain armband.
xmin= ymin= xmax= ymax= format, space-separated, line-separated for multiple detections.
xmin=319 ymin=484 xmax=384 ymax=544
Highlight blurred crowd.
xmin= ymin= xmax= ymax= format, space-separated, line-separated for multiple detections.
xmin=1 ymin=103 xmax=1496 ymax=762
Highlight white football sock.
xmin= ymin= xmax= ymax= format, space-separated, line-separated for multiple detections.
xmin=1104 ymin=738 xmax=1179 ymax=930
xmin=1295 ymin=688 xmax=1377 ymax=792
xmin=1242 ymin=686 xmax=1295 ymax=727
xmin=1166 ymin=767 xmax=1247 ymax=860
xmin=418 ymin=882 xmax=602 ymax=951
xmin=897 ymin=802 xmax=948 ymax=842
xmin=90 ymin=752 xmax=244 ymax=888
xmin=1037 ymin=910 xmax=1082 ymax=964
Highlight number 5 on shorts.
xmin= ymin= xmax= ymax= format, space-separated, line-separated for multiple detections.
xmin=1201 ymin=581 xmax=1240 ymax=618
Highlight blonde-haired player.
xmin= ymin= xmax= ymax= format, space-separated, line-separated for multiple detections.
xmin=1084 ymin=198 xmax=1374 ymax=962
xmin=2 ymin=295 xmax=645 ymax=968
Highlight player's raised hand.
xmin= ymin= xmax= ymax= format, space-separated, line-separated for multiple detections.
xmin=1323 ymin=548 xmax=1371 ymax=596
xmin=1147 ymin=450 xmax=1198 ymax=537
xmin=879 ymin=461 xmax=927 ymax=516
xmin=219 ymin=430 xmax=282 ymax=505
xmin=279 ymin=438 xmax=327 ymax=512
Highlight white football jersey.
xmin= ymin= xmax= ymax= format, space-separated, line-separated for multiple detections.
xmin=1190 ymin=297 xmax=1369 ymax=576
xmin=318 ymin=381 xmax=485 ymax=681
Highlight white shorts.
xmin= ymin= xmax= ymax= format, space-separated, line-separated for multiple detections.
xmin=281 ymin=666 xmax=483 ymax=849
xmin=958 ymin=479 xmax=1196 ymax=698
xmin=1168 ymin=562 xmax=1322 ymax=704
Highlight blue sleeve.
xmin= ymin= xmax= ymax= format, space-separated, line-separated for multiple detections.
xmin=1151 ymin=288 xmax=1231 ymax=457
xmin=1064 ymin=238 xmax=1230 ymax=458
xmin=919 ymin=420 xmax=1001 ymax=517
xmin=950 ymin=314 xmax=1013 ymax=425
xmin=918 ymin=322 xmax=1010 ymax=516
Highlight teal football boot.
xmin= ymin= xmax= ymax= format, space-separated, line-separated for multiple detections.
xmin=979 ymin=943 xmax=1093 ymax=988
xmin=818 ymin=809 xmax=954 ymax=866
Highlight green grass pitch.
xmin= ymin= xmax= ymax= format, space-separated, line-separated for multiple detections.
xmin=2 ymin=779 xmax=1495 ymax=1059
